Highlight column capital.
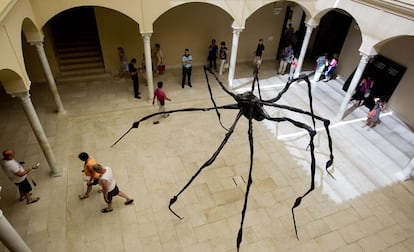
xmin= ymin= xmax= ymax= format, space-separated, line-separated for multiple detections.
xmin=11 ymin=91 xmax=30 ymax=102
xmin=141 ymin=32 xmax=152 ymax=39
xmin=358 ymin=52 xmax=376 ymax=64
xmin=305 ymin=23 xmax=317 ymax=29
xmin=232 ymin=27 xmax=244 ymax=35
xmin=29 ymin=40 xmax=44 ymax=48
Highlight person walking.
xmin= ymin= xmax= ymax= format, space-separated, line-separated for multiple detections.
xmin=313 ymin=53 xmax=328 ymax=82
xmin=117 ymin=47 xmax=129 ymax=78
xmin=208 ymin=39 xmax=218 ymax=71
xmin=152 ymin=81 xmax=172 ymax=124
xmin=1 ymin=149 xmax=40 ymax=204
xmin=253 ymin=38 xmax=265 ymax=68
xmin=154 ymin=43 xmax=164 ymax=75
xmin=78 ymin=152 xmax=100 ymax=199
xmin=323 ymin=53 xmax=339 ymax=82
xmin=365 ymin=97 xmax=386 ymax=128
xmin=218 ymin=41 xmax=228 ymax=75
xmin=278 ymin=44 xmax=294 ymax=75
xmin=351 ymin=76 xmax=374 ymax=106
xmin=128 ymin=58 xmax=141 ymax=99
xmin=92 ymin=164 xmax=134 ymax=213
xmin=288 ymin=55 xmax=298 ymax=81
xmin=181 ymin=48 xmax=192 ymax=88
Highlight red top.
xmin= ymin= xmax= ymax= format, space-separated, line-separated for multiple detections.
xmin=154 ymin=88 xmax=166 ymax=102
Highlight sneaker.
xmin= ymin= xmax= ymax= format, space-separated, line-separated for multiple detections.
xmin=125 ymin=199 xmax=134 ymax=205
xmin=101 ymin=208 xmax=113 ymax=213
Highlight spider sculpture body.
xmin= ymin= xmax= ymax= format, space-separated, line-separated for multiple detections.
xmin=238 ymin=91 xmax=267 ymax=121
xmin=112 ymin=66 xmax=334 ymax=251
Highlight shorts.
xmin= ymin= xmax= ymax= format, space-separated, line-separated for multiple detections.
xmin=15 ymin=178 xmax=32 ymax=195
xmin=107 ymin=185 xmax=119 ymax=203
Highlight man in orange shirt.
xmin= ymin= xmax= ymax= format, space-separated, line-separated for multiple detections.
xmin=78 ymin=152 xmax=100 ymax=199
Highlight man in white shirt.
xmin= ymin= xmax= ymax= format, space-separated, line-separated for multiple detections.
xmin=1 ymin=149 xmax=40 ymax=204
xmin=92 ymin=163 xmax=134 ymax=213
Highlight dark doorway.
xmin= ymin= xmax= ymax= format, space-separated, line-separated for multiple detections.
xmin=51 ymin=7 xmax=98 ymax=35
xmin=49 ymin=7 xmax=105 ymax=80
xmin=343 ymin=55 xmax=406 ymax=109
xmin=276 ymin=8 xmax=306 ymax=60
xmin=310 ymin=10 xmax=352 ymax=59
xmin=276 ymin=6 xmax=293 ymax=60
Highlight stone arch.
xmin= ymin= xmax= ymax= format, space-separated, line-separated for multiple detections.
xmin=22 ymin=17 xmax=43 ymax=42
xmin=35 ymin=3 xmax=142 ymax=29
xmin=239 ymin=1 xmax=309 ymax=62
xmin=151 ymin=2 xmax=235 ymax=67
xmin=0 ymin=69 xmax=27 ymax=94
xmin=150 ymin=1 xmax=236 ymax=32
xmin=371 ymin=35 xmax=414 ymax=125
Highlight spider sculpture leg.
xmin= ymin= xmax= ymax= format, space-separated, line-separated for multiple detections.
xmin=168 ymin=110 xmax=243 ymax=219
xmin=236 ymin=116 xmax=254 ymax=251
xmin=262 ymin=102 xmax=334 ymax=177
xmin=265 ymin=74 xmax=317 ymax=129
xmin=110 ymin=105 xmax=239 ymax=148
xmin=264 ymin=115 xmax=317 ymax=239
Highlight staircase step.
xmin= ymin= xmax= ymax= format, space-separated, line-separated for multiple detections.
xmin=58 ymin=51 xmax=102 ymax=59
xmin=56 ymin=72 xmax=112 ymax=84
xmin=59 ymin=56 xmax=103 ymax=65
xmin=60 ymin=67 xmax=105 ymax=77
xmin=56 ymin=45 xmax=101 ymax=54
xmin=60 ymin=61 xmax=104 ymax=71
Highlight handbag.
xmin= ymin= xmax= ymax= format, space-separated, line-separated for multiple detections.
xmin=224 ymin=62 xmax=229 ymax=69
xmin=157 ymin=64 xmax=166 ymax=74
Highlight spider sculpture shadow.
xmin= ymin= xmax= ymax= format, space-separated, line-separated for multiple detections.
xmin=111 ymin=66 xmax=334 ymax=251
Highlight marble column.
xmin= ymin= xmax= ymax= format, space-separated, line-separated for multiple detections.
xmin=0 ymin=210 xmax=31 ymax=252
xmin=14 ymin=91 xmax=61 ymax=176
xmin=336 ymin=53 xmax=372 ymax=121
xmin=294 ymin=24 xmax=315 ymax=78
xmin=228 ymin=28 xmax=243 ymax=87
xmin=142 ymin=33 xmax=154 ymax=101
xmin=30 ymin=41 xmax=66 ymax=114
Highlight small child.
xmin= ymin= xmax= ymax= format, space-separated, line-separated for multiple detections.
xmin=288 ymin=55 xmax=298 ymax=81
xmin=152 ymin=81 xmax=171 ymax=124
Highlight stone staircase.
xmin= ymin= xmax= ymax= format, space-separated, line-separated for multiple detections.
xmin=55 ymin=33 xmax=109 ymax=82
xmin=51 ymin=7 xmax=110 ymax=83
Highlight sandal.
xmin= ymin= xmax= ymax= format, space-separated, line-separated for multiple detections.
xmin=101 ymin=208 xmax=113 ymax=213
xmin=78 ymin=194 xmax=89 ymax=200
xmin=27 ymin=197 xmax=40 ymax=204
xmin=124 ymin=199 xmax=134 ymax=205
xmin=20 ymin=193 xmax=32 ymax=201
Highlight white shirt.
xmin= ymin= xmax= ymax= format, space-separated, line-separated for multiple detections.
xmin=100 ymin=167 xmax=116 ymax=192
xmin=1 ymin=159 xmax=26 ymax=183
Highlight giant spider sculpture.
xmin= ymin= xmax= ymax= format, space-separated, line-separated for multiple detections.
xmin=112 ymin=66 xmax=334 ymax=251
